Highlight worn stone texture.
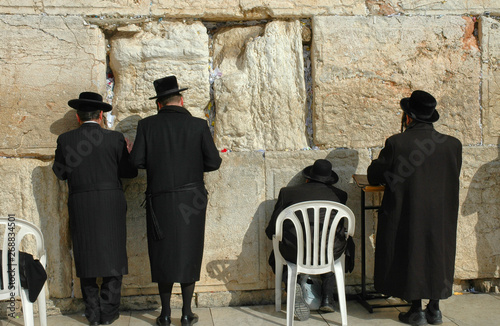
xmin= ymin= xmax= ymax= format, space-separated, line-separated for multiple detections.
xmin=213 ymin=20 xmax=308 ymax=151
xmin=0 ymin=0 xmax=150 ymax=16
xmin=457 ymin=146 xmax=500 ymax=280
xmin=152 ymin=0 xmax=367 ymax=19
xmin=481 ymin=17 xmax=500 ymax=145
xmin=0 ymin=158 xmax=72 ymax=299
xmin=397 ymin=0 xmax=500 ymax=15
xmin=312 ymin=15 xmax=481 ymax=148
xmin=0 ymin=15 xmax=106 ymax=157
xmin=109 ymin=21 xmax=210 ymax=139
xmin=201 ymin=152 xmax=268 ymax=291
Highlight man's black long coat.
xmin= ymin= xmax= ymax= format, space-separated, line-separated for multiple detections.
xmin=265 ymin=181 xmax=349 ymax=268
xmin=368 ymin=123 xmax=462 ymax=301
xmin=130 ymin=106 xmax=222 ymax=283
xmin=53 ymin=123 xmax=138 ymax=278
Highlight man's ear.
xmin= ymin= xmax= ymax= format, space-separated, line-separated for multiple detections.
xmin=99 ymin=111 xmax=103 ymax=120
xmin=76 ymin=113 xmax=82 ymax=124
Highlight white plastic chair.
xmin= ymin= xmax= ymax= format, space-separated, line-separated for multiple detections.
xmin=0 ymin=217 xmax=47 ymax=326
xmin=273 ymin=200 xmax=355 ymax=326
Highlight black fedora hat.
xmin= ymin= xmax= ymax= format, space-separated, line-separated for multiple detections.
xmin=68 ymin=92 xmax=112 ymax=112
xmin=400 ymin=90 xmax=439 ymax=123
xmin=149 ymin=75 xmax=188 ymax=100
xmin=302 ymin=159 xmax=339 ymax=185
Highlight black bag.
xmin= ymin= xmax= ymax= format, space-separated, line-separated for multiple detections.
xmin=344 ymin=236 xmax=355 ymax=273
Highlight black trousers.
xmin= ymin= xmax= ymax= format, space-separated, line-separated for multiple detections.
xmin=80 ymin=276 xmax=122 ymax=323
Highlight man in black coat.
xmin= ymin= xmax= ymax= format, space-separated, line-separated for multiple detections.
xmin=52 ymin=92 xmax=138 ymax=325
xmin=130 ymin=76 xmax=222 ymax=326
xmin=265 ymin=159 xmax=350 ymax=320
xmin=368 ymin=90 xmax=462 ymax=326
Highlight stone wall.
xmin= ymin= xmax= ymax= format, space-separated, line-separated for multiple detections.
xmin=0 ymin=0 xmax=499 ymax=314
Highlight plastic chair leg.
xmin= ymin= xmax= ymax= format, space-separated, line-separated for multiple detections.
xmin=20 ymin=288 xmax=34 ymax=326
xmin=275 ymin=262 xmax=284 ymax=312
xmin=334 ymin=257 xmax=348 ymax=326
xmin=286 ymin=265 xmax=298 ymax=326
xmin=38 ymin=285 xmax=47 ymax=326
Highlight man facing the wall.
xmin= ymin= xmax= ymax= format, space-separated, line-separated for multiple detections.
xmin=53 ymin=92 xmax=138 ymax=325
xmin=368 ymin=90 xmax=462 ymax=326
xmin=130 ymin=76 xmax=222 ymax=326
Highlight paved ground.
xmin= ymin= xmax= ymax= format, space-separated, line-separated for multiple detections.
xmin=1 ymin=293 xmax=499 ymax=325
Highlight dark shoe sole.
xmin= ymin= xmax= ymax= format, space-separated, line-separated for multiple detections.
xmin=101 ymin=314 xmax=119 ymax=325
xmin=156 ymin=316 xmax=172 ymax=326
xmin=181 ymin=313 xmax=199 ymax=326
xmin=398 ymin=311 xmax=428 ymax=326
xmin=319 ymin=305 xmax=335 ymax=313
xmin=425 ymin=308 xmax=443 ymax=325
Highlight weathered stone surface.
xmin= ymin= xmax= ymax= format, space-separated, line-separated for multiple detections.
xmin=397 ymin=0 xmax=500 ymax=15
xmin=120 ymin=173 xmax=155 ymax=296
xmin=265 ymin=149 xmax=374 ymax=284
xmin=213 ymin=20 xmax=308 ymax=151
xmin=0 ymin=15 xmax=106 ymax=157
xmin=312 ymin=15 xmax=481 ymax=148
xmin=0 ymin=158 xmax=72 ymax=298
xmin=201 ymin=152 xmax=268 ymax=291
xmin=457 ymin=146 xmax=500 ymax=279
xmin=109 ymin=21 xmax=210 ymax=139
xmin=481 ymin=17 xmax=500 ymax=145
xmin=0 ymin=0 xmax=149 ymax=16
xmin=152 ymin=0 xmax=366 ymax=19
xmin=197 ymin=289 xmax=274 ymax=307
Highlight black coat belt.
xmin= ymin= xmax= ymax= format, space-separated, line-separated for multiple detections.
xmin=69 ymin=182 xmax=122 ymax=195
xmin=143 ymin=181 xmax=205 ymax=241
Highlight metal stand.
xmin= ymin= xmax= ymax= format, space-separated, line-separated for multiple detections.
xmin=353 ymin=175 xmax=411 ymax=313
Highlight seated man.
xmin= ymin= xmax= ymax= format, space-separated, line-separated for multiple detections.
xmin=265 ymin=159 xmax=349 ymax=321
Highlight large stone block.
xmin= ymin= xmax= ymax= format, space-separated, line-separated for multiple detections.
xmin=397 ymin=0 xmax=500 ymax=15
xmin=312 ymin=15 xmax=481 ymax=148
xmin=152 ymin=0 xmax=366 ymax=19
xmin=213 ymin=21 xmax=308 ymax=151
xmin=0 ymin=15 xmax=106 ymax=157
xmin=0 ymin=158 xmax=72 ymax=299
xmin=0 ymin=0 xmax=150 ymax=16
xmin=201 ymin=152 xmax=267 ymax=291
xmin=481 ymin=17 xmax=500 ymax=145
xmin=457 ymin=146 xmax=500 ymax=279
xmin=109 ymin=21 xmax=210 ymax=138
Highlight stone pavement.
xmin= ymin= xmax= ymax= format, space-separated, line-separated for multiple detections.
xmin=1 ymin=293 xmax=499 ymax=326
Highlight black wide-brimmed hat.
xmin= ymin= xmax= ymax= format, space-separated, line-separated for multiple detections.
xmin=68 ymin=92 xmax=112 ymax=112
xmin=149 ymin=75 xmax=188 ymax=100
xmin=400 ymin=90 xmax=439 ymax=123
xmin=302 ymin=159 xmax=339 ymax=185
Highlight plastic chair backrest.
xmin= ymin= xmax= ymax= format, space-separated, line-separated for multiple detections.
xmin=0 ymin=217 xmax=46 ymax=299
xmin=275 ymin=200 xmax=355 ymax=275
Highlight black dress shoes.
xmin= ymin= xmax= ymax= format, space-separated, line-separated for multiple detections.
xmin=101 ymin=313 xmax=119 ymax=325
xmin=425 ymin=307 xmax=443 ymax=325
xmin=398 ymin=309 xmax=428 ymax=326
xmin=319 ymin=295 xmax=335 ymax=313
xmin=181 ymin=313 xmax=199 ymax=326
xmin=156 ymin=315 xmax=172 ymax=326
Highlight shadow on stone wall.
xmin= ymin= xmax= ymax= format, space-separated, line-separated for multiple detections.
xmin=32 ymin=164 xmax=73 ymax=302
xmin=462 ymin=138 xmax=500 ymax=283
xmin=205 ymin=199 xmax=274 ymax=306
xmin=115 ymin=115 xmax=142 ymax=141
xmin=50 ymin=110 xmax=79 ymax=137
